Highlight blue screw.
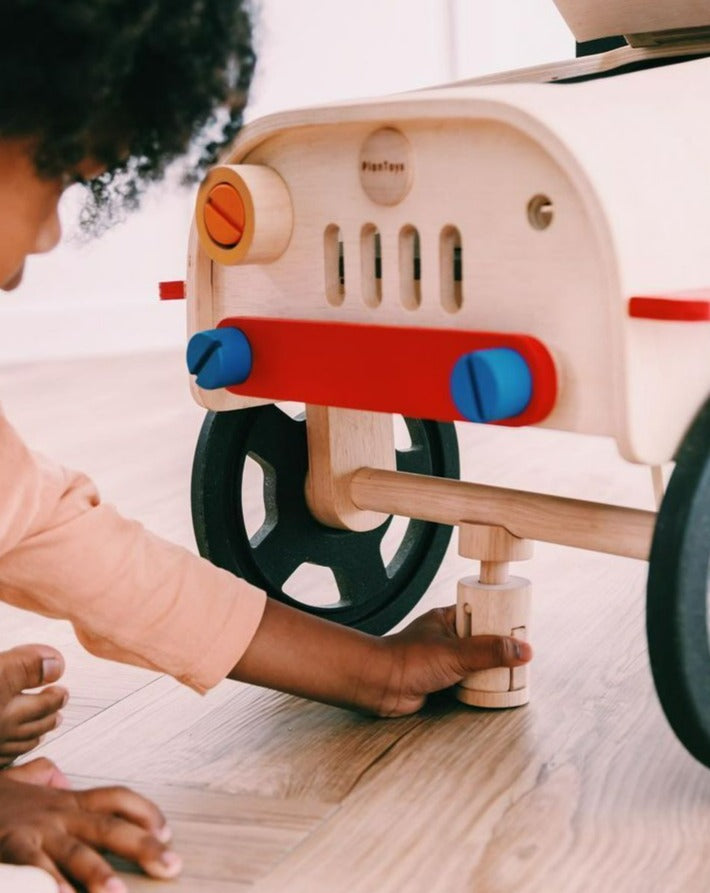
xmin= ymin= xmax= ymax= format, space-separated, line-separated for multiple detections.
xmin=186 ymin=327 xmax=252 ymax=390
xmin=450 ymin=347 xmax=532 ymax=422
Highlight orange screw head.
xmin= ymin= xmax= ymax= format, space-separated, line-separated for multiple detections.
xmin=203 ymin=182 xmax=246 ymax=247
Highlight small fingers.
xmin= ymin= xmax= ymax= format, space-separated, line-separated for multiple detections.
xmin=457 ymin=635 xmax=532 ymax=672
xmin=46 ymin=830 xmax=127 ymax=893
xmin=77 ymin=785 xmax=172 ymax=842
xmin=72 ymin=811 xmax=181 ymax=881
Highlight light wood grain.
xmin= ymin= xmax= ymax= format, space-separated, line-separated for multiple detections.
xmin=251 ymin=550 xmax=710 ymax=893
xmin=458 ymin=39 xmax=710 ymax=85
xmin=458 ymin=523 xmax=534 ymax=564
xmin=35 ymin=674 xmax=425 ymax=803
xmin=74 ymin=776 xmax=332 ymax=893
xmin=351 ymin=467 xmax=656 ymax=559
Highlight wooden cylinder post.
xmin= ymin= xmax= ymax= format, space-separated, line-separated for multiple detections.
xmin=456 ymin=523 xmax=533 ymax=709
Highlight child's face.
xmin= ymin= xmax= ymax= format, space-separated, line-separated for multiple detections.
xmin=0 ymin=139 xmax=64 ymax=291
xmin=0 ymin=139 xmax=103 ymax=291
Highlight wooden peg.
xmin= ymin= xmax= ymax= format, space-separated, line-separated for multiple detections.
xmin=455 ymin=524 xmax=532 ymax=709
xmin=458 ymin=522 xmax=534 ymax=563
xmin=305 ymin=405 xmax=395 ymax=531
xmin=195 ymin=164 xmax=293 ymax=266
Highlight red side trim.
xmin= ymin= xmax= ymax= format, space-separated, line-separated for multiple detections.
xmin=159 ymin=280 xmax=186 ymax=301
xmin=629 ymin=291 xmax=710 ymax=321
xmin=218 ymin=317 xmax=557 ymax=427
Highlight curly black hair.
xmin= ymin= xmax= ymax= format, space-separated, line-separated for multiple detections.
xmin=0 ymin=0 xmax=256 ymax=229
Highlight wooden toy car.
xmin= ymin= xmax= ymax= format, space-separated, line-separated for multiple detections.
xmin=163 ymin=2 xmax=710 ymax=767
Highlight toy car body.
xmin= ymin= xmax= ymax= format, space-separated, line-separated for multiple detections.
xmin=175 ymin=6 xmax=710 ymax=769
xmin=186 ymin=51 xmax=710 ymax=467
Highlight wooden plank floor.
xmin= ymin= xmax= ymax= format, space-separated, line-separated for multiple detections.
xmin=0 ymin=350 xmax=709 ymax=892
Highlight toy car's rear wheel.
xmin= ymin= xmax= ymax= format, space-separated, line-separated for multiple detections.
xmin=647 ymin=395 xmax=710 ymax=768
xmin=192 ymin=405 xmax=459 ymax=633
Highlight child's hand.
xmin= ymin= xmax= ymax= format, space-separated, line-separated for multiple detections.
xmin=0 ymin=758 xmax=181 ymax=893
xmin=232 ymin=597 xmax=532 ymax=718
xmin=364 ymin=605 xmax=532 ymax=717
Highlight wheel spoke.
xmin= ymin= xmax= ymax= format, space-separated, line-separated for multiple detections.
xmin=247 ymin=407 xmax=305 ymax=472
xmin=397 ymin=445 xmax=426 ymax=475
xmin=330 ymin=532 xmax=391 ymax=606
xmin=251 ymin=522 xmax=304 ymax=590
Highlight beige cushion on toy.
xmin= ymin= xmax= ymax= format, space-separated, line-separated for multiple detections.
xmin=553 ymin=0 xmax=710 ymax=42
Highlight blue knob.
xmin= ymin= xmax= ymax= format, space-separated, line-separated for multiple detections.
xmin=187 ymin=327 xmax=252 ymax=390
xmin=450 ymin=347 xmax=532 ymax=423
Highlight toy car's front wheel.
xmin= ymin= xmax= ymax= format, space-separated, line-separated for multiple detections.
xmin=191 ymin=405 xmax=459 ymax=633
xmin=647 ymin=395 xmax=710 ymax=768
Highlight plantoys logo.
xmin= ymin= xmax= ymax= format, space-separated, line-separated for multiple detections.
xmin=359 ymin=128 xmax=413 ymax=205
xmin=361 ymin=159 xmax=407 ymax=174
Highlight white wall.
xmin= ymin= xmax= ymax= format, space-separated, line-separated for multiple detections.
xmin=0 ymin=0 xmax=573 ymax=363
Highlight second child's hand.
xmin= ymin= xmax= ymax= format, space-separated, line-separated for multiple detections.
xmin=0 ymin=758 xmax=181 ymax=893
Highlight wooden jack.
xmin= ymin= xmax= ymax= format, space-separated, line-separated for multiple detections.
xmin=455 ymin=523 xmax=533 ymax=709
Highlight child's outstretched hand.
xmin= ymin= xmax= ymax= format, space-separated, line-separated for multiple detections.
xmin=0 ymin=758 xmax=181 ymax=893
xmin=232 ymin=598 xmax=532 ymax=716
xmin=367 ymin=605 xmax=531 ymax=717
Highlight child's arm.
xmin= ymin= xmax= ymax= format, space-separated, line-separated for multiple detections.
xmin=0 ymin=408 xmax=529 ymax=707
xmin=230 ymin=597 xmax=531 ymax=716
xmin=0 ymin=407 xmax=267 ymax=694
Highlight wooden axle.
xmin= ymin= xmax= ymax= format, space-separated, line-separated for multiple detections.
xmin=350 ymin=468 xmax=655 ymax=560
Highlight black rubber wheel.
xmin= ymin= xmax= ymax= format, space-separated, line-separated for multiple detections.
xmin=192 ymin=405 xmax=459 ymax=633
xmin=647 ymin=395 xmax=710 ymax=767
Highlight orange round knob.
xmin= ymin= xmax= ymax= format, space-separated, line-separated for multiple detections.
xmin=203 ymin=182 xmax=246 ymax=247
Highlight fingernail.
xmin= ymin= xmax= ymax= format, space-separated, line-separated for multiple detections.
xmin=60 ymin=691 xmax=69 ymax=707
xmin=160 ymin=850 xmax=183 ymax=874
xmin=101 ymin=878 xmax=127 ymax=893
xmin=156 ymin=823 xmax=172 ymax=843
xmin=515 ymin=641 xmax=532 ymax=661
xmin=54 ymin=713 xmax=63 ymax=729
xmin=41 ymin=657 xmax=61 ymax=682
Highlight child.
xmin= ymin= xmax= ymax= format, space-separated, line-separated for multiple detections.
xmin=0 ymin=2 xmax=532 ymax=891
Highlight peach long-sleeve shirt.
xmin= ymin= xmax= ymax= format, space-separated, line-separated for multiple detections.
xmin=0 ymin=408 xmax=267 ymax=693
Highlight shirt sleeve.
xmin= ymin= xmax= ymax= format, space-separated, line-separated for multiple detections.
xmin=0 ymin=408 xmax=267 ymax=694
